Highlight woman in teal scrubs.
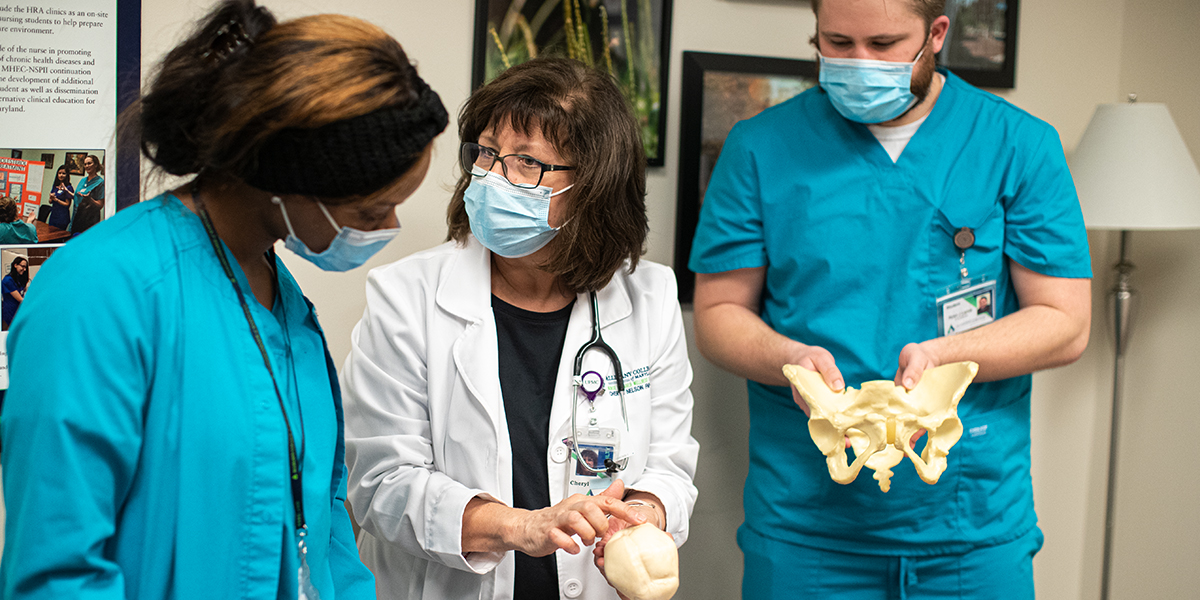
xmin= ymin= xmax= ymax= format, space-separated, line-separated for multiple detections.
xmin=0 ymin=1 xmax=448 ymax=598
xmin=68 ymin=154 xmax=105 ymax=235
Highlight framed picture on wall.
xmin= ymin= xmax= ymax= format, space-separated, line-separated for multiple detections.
xmin=9 ymin=150 xmax=21 ymax=159
xmin=40 ymin=153 xmax=55 ymax=169
xmin=65 ymin=152 xmax=87 ymax=176
xmin=673 ymin=51 xmax=818 ymax=303
xmin=940 ymin=0 xmax=1019 ymax=88
xmin=471 ymin=0 xmax=674 ymax=166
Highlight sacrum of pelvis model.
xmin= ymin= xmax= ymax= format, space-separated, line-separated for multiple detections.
xmin=783 ymin=361 xmax=979 ymax=493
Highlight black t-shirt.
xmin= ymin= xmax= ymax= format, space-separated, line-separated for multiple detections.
xmin=493 ymin=294 xmax=575 ymax=599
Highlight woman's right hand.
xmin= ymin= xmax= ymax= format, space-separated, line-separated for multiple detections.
xmin=510 ymin=479 xmax=645 ymax=557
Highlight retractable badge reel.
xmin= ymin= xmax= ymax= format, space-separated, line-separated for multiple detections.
xmin=580 ymin=371 xmax=605 ymax=401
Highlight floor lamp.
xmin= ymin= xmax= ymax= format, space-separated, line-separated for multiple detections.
xmin=1070 ymin=95 xmax=1200 ymax=600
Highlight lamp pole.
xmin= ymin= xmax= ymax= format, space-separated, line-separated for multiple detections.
xmin=1100 ymin=229 xmax=1134 ymax=600
xmin=1073 ymin=93 xmax=1200 ymax=599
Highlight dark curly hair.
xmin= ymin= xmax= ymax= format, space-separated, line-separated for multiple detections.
xmin=123 ymin=0 xmax=432 ymax=204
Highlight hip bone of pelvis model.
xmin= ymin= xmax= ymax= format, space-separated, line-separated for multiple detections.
xmin=782 ymin=361 xmax=979 ymax=493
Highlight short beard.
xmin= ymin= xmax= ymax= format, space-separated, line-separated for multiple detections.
xmin=906 ymin=42 xmax=937 ymax=106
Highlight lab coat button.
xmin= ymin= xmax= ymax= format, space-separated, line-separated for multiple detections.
xmin=551 ymin=445 xmax=569 ymax=463
xmin=563 ymin=578 xmax=583 ymax=598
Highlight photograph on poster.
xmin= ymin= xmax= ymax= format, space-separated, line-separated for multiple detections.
xmin=472 ymin=0 xmax=674 ymax=165
xmin=673 ymin=51 xmax=817 ymax=302
xmin=0 ymin=246 xmax=58 ymax=332
xmin=0 ymin=148 xmax=107 ymax=243
xmin=0 ymin=195 xmax=39 ymax=247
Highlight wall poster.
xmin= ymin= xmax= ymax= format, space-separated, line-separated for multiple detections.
xmin=0 ymin=0 xmax=140 ymax=389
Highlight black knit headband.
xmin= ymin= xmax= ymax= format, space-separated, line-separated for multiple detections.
xmin=244 ymin=80 xmax=449 ymax=197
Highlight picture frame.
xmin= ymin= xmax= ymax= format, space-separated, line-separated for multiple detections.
xmin=940 ymin=0 xmax=1019 ymax=89
xmin=65 ymin=152 xmax=87 ymax=176
xmin=673 ymin=51 xmax=818 ymax=303
xmin=9 ymin=150 xmax=20 ymax=159
xmin=40 ymin=153 xmax=55 ymax=169
xmin=471 ymin=0 xmax=674 ymax=166
xmin=117 ymin=0 xmax=143 ymax=211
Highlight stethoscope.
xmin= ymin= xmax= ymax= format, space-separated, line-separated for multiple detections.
xmin=570 ymin=291 xmax=630 ymax=476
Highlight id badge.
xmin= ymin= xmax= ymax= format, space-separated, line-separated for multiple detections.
xmin=566 ymin=427 xmax=621 ymax=497
xmin=297 ymin=527 xmax=321 ymax=600
xmin=935 ymin=277 xmax=996 ymax=337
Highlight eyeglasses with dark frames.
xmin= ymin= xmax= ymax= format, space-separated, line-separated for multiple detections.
xmin=460 ymin=142 xmax=574 ymax=189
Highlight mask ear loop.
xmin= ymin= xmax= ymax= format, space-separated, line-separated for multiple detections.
xmin=549 ymin=184 xmax=574 ymax=197
xmin=315 ymin=201 xmax=344 ymax=233
xmin=272 ymin=196 xmax=299 ymax=238
xmin=912 ymin=27 xmax=936 ymax=64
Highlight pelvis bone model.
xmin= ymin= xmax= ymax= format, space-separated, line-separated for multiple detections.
xmin=783 ymin=361 xmax=979 ymax=492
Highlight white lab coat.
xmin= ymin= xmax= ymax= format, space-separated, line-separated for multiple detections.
xmin=342 ymin=238 xmax=699 ymax=600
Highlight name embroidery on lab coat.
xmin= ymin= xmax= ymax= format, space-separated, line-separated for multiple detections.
xmin=605 ymin=366 xmax=651 ymax=394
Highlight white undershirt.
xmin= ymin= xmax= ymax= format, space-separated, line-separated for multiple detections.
xmin=867 ymin=73 xmax=945 ymax=163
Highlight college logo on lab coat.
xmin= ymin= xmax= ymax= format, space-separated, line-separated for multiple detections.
xmin=606 ymin=366 xmax=651 ymax=394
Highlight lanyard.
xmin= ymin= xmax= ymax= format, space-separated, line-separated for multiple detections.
xmin=194 ymin=191 xmax=307 ymax=534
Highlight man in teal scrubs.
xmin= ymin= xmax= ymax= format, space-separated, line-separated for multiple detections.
xmin=689 ymin=0 xmax=1093 ymax=598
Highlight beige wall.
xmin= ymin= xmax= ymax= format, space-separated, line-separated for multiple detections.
xmin=1103 ymin=0 xmax=1200 ymax=597
xmin=134 ymin=1 xmax=1199 ymax=599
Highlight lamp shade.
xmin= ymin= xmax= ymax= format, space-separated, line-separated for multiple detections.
xmin=1070 ymin=102 xmax=1200 ymax=230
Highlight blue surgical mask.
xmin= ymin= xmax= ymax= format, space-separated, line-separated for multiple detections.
xmin=273 ymin=196 xmax=400 ymax=271
xmin=463 ymin=168 xmax=574 ymax=258
xmin=818 ymin=47 xmax=926 ymax=124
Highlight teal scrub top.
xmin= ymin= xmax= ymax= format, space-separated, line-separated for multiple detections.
xmin=74 ymin=174 xmax=104 ymax=207
xmin=0 ymin=221 xmax=37 ymax=245
xmin=1 ymin=194 xmax=374 ymax=599
xmin=690 ymin=71 xmax=1092 ymax=555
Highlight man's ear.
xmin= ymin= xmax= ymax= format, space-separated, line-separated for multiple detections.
xmin=929 ymin=15 xmax=951 ymax=55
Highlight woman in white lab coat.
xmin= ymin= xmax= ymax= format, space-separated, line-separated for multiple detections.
xmin=341 ymin=57 xmax=699 ymax=600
